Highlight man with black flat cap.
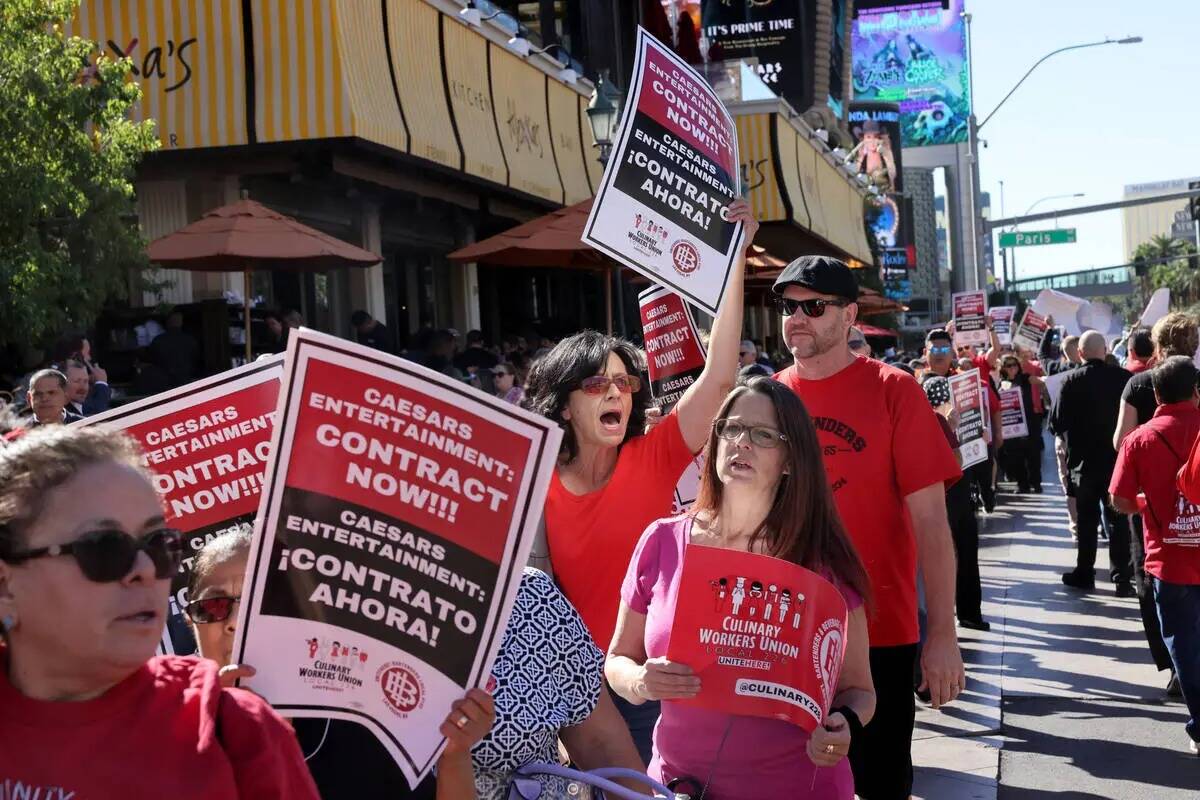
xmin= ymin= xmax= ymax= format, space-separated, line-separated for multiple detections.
xmin=772 ymin=255 xmax=965 ymax=800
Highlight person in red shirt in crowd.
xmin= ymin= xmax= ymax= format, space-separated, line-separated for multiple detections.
xmin=926 ymin=327 xmax=1003 ymax=513
xmin=1124 ymin=329 xmax=1157 ymax=375
xmin=522 ymin=200 xmax=759 ymax=761
xmin=0 ymin=426 xmax=319 ymax=798
xmin=772 ymin=256 xmax=965 ymax=800
xmin=1110 ymin=356 xmax=1200 ymax=755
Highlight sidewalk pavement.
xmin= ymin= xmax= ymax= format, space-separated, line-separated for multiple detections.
xmin=911 ymin=447 xmax=1197 ymax=799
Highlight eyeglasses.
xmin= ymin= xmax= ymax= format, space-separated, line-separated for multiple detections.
xmin=4 ymin=527 xmax=182 ymax=583
xmin=773 ymin=296 xmax=850 ymax=318
xmin=579 ymin=374 xmax=642 ymax=395
xmin=184 ymin=595 xmax=241 ymax=624
xmin=928 ymin=345 xmax=953 ymax=355
xmin=714 ymin=419 xmax=788 ymax=448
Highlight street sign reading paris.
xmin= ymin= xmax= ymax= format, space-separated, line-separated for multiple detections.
xmin=999 ymin=229 xmax=1077 ymax=248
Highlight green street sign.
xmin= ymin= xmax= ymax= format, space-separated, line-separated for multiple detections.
xmin=999 ymin=229 xmax=1077 ymax=248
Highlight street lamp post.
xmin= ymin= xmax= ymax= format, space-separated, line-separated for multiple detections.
xmin=962 ymin=24 xmax=1141 ymax=296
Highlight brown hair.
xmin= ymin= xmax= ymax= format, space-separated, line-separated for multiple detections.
xmin=1151 ymin=313 xmax=1199 ymax=359
xmin=0 ymin=427 xmax=147 ymax=559
xmin=690 ymin=377 xmax=871 ymax=605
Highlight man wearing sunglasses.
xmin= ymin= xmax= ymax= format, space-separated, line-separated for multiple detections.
xmin=772 ymin=255 xmax=965 ymax=800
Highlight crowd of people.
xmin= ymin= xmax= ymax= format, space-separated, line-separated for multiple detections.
xmin=2 ymin=197 xmax=1197 ymax=796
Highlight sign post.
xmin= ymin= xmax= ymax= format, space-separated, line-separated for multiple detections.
xmin=233 ymin=330 xmax=561 ymax=789
xmin=583 ymin=27 xmax=744 ymax=316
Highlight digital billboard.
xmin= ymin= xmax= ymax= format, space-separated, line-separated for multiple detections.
xmin=848 ymin=101 xmax=903 ymax=194
xmin=851 ymin=0 xmax=971 ymax=148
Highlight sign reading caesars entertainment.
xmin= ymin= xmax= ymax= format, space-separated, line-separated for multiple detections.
xmin=232 ymin=330 xmax=561 ymax=788
xmin=80 ymin=357 xmax=284 ymax=656
xmin=584 ymin=27 xmax=745 ymax=316
xmin=638 ymin=285 xmax=707 ymax=510
xmin=949 ymin=371 xmax=987 ymax=469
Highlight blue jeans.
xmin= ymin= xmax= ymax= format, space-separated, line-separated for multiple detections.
xmin=609 ymin=686 xmax=660 ymax=766
xmin=1154 ymin=578 xmax=1200 ymax=742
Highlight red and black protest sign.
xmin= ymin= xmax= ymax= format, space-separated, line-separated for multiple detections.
xmin=666 ymin=545 xmax=849 ymax=732
xmin=952 ymin=290 xmax=988 ymax=348
xmin=583 ymin=27 xmax=744 ymax=316
xmin=1013 ymin=308 xmax=1050 ymax=353
xmin=80 ymin=357 xmax=283 ymax=654
xmin=988 ymin=306 xmax=1016 ymax=346
xmin=232 ymin=329 xmax=561 ymax=789
xmin=638 ymin=285 xmax=707 ymax=412
xmin=949 ymin=370 xmax=987 ymax=468
xmin=1000 ymin=387 xmax=1029 ymax=439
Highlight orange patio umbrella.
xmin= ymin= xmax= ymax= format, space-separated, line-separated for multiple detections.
xmin=147 ymin=197 xmax=381 ymax=361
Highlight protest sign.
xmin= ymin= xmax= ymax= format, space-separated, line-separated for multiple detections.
xmin=952 ymin=290 xmax=988 ymax=348
xmin=666 ymin=544 xmax=849 ymax=732
xmin=1013 ymin=308 xmax=1051 ymax=353
xmin=949 ymin=371 xmax=987 ymax=468
xmin=583 ymin=27 xmax=744 ymax=316
xmin=80 ymin=357 xmax=283 ymax=655
xmin=988 ymin=306 xmax=1016 ymax=346
xmin=1032 ymin=288 xmax=1085 ymax=336
xmin=1000 ymin=387 xmax=1029 ymax=439
xmin=232 ymin=329 xmax=561 ymax=788
xmin=639 ymin=285 xmax=707 ymax=509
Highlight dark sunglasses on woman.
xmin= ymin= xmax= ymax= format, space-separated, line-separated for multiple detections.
xmin=4 ymin=527 xmax=182 ymax=583
xmin=184 ymin=595 xmax=242 ymax=624
xmin=773 ymin=295 xmax=851 ymax=318
xmin=579 ymin=374 xmax=642 ymax=395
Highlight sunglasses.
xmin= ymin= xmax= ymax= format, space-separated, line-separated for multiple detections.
xmin=579 ymin=374 xmax=642 ymax=395
xmin=773 ymin=296 xmax=850 ymax=318
xmin=185 ymin=595 xmax=241 ymax=624
xmin=714 ymin=418 xmax=788 ymax=448
xmin=4 ymin=527 xmax=182 ymax=583
xmin=928 ymin=345 xmax=953 ymax=355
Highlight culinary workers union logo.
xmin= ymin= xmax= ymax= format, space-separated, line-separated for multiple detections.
xmin=377 ymin=662 xmax=425 ymax=716
xmin=671 ymin=240 xmax=701 ymax=277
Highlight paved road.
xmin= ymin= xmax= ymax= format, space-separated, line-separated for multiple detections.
xmin=911 ymin=445 xmax=1198 ymax=799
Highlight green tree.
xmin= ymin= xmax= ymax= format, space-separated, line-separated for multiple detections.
xmin=1132 ymin=234 xmax=1200 ymax=310
xmin=0 ymin=0 xmax=158 ymax=347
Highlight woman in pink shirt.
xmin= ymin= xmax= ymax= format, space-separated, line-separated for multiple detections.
xmin=606 ymin=377 xmax=876 ymax=798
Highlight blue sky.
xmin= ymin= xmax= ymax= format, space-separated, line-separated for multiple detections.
xmin=967 ymin=0 xmax=1198 ymax=279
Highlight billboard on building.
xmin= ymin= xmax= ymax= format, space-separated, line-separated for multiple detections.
xmin=848 ymin=102 xmax=903 ymax=194
xmin=697 ymin=1 xmax=817 ymax=113
xmin=851 ymin=0 xmax=971 ymax=148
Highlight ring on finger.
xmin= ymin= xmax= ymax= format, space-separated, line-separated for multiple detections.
xmin=824 ymin=744 xmax=835 ymax=754
xmin=454 ymin=714 xmax=470 ymax=729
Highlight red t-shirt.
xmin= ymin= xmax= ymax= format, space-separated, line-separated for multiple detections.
xmin=546 ymin=411 xmax=694 ymax=650
xmin=1111 ymin=402 xmax=1200 ymax=584
xmin=776 ymin=358 xmax=962 ymax=645
xmin=0 ymin=653 xmax=319 ymax=799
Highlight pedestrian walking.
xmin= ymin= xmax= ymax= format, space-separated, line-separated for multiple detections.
xmin=998 ymin=354 xmax=1049 ymax=494
xmin=606 ymin=377 xmax=875 ymax=799
xmin=1113 ymin=312 xmax=1199 ymax=694
xmin=0 ymin=427 xmax=319 ymax=798
xmin=1110 ymin=356 xmax=1200 ymax=755
xmin=771 ymin=256 xmax=965 ymax=800
xmin=1050 ymin=331 xmax=1135 ymax=596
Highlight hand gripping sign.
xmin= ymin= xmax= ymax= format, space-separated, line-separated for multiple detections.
xmin=667 ymin=545 xmax=849 ymax=732
xmin=232 ymin=329 xmax=561 ymax=789
xmin=583 ymin=27 xmax=744 ymax=316
xmin=79 ymin=356 xmax=284 ymax=655
xmin=952 ymin=290 xmax=989 ymax=349
xmin=949 ymin=370 xmax=988 ymax=469
xmin=639 ymin=285 xmax=706 ymax=509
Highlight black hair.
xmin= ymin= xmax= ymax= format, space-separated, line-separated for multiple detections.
xmin=1152 ymin=355 xmax=1199 ymax=405
xmin=1130 ymin=329 xmax=1154 ymax=359
xmin=926 ymin=328 xmax=952 ymax=344
xmin=522 ymin=330 xmax=650 ymax=463
xmin=350 ymin=310 xmax=370 ymax=326
xmin=466 ymin=330 xmax=485 ymax=345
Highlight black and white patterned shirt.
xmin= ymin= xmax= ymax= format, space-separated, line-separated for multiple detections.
xmin=472 ymin=568 xmax=604 ymax=799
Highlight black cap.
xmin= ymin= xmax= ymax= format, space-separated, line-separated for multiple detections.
xmin=772 ymin=255 xmax=858 ymax=302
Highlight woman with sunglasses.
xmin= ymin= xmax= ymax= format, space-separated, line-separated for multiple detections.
xmin=492 ymin=362 xmax=525 ymax=406
xmin=997 ymin=354 xmax=1049 ymax=493
xmin=607 ymin=377 xmax=875 ymax=799
xmin=0 ymin=426 xmax=318 ymax=798
xmin=187 ymin=529 xmax=642 ymax=799
xmin=523 ymin=200 xmax=758 ymax=760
